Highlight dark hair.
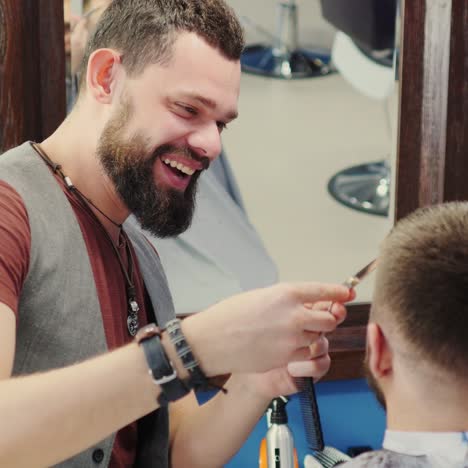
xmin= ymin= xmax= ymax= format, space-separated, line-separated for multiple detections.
xmin=373 ymin=202 xmax=468 ymax=376
xmin=79 ymin=0 xmax=244 ymax=87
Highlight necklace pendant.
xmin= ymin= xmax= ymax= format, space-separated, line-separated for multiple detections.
xmin=129 ymin=298 xmax=140 ymax=313
xmin=127 ymin=313 xmax=139 ymax=336
xmin=127 ymin=298 xmax=140 ymax=336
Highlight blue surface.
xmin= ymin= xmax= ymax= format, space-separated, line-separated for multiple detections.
xmin=198 ymin=379 xmax=386 ymax=467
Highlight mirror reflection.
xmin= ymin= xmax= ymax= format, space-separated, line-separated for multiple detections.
xmin=220 ymin=0 xmax=398 ymax=302
xmin=66 ymin=0 xmax=111 ymax=112
xmin=64 ymin=0 xmax=398 ymax=306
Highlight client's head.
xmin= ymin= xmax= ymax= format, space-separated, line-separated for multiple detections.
xmin=366 ymin=202 xmax=468 ymax=423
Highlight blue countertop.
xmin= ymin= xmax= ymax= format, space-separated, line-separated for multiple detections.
xmin=198 ymin=379 xmax=385 ymax=467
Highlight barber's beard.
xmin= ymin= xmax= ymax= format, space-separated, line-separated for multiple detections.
xmin=97 ymin=101 xmax=206 ymax=237
xmin=364 ymin=353 xmax=387 ymax=411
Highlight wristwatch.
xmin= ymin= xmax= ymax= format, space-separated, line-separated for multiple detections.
xmin=135 ymin=323 xmax=190 ymax=405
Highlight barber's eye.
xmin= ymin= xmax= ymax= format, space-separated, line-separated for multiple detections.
xmin=217 ymin=122 xmax=228 ymax=132
xmin=178 ymin=104 xmax=198 ymax=116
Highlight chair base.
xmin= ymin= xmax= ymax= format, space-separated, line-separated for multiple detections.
xmin=327 ymin=160 xmax=390 ymax=217
xmin=241 ymin=45 xmax=334 ymax=79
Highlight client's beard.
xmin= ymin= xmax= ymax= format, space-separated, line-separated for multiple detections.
xmin=364 ymin=353 xmax=387 ymax=411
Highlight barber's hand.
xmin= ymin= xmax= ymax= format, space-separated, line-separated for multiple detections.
xmin=182 ymin=282 xmax=351 ymax=377
xmin=239 ymin=334 xmax=332 ymax=400
xmin=239 ymin=299 xmax=350 ymax=399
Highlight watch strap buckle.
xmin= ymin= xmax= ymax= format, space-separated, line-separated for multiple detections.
xmin=152 ymin=367 xmax=178 ymax=385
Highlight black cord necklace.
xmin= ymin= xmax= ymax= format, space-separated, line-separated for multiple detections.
xmin=31 ymin=142 xmax=140 ymax=336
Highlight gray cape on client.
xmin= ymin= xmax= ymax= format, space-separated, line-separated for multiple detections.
xmin=341 ymin=449 xmax=434 ymax=467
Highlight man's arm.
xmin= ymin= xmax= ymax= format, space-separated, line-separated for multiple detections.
xmin=169 ymin=374 xmax=271 ymax=468
xmin=0 ymin=307 xmax=15 ymax=379
xmin=0 ymin=282 xmax=350 ymax=466
xmin=0 ymin=302 xmax=162 ymax=468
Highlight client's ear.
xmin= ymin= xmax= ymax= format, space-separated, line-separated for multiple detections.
xmin=367 ymin=322 xmax=393 ymax=378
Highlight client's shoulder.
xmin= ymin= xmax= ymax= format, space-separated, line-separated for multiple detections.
xmin=340 ymin=449 xmax=430 ymax=467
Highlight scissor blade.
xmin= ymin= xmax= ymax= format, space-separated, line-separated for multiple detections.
xmin=344 ymin=259 xmax=377 ymax=288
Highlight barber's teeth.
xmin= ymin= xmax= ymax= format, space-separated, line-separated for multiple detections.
xmin=162 ymin=159 xmax=196 ymax=176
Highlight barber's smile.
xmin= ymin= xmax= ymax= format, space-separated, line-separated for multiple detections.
xmin=156 ymin=155 xmax=204 ymax=191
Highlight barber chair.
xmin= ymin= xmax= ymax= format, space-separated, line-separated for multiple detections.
xmin=240 ymin=0 xmax=333 ymax=79
xmin=320 ymin=0 xmax=398 ymax=216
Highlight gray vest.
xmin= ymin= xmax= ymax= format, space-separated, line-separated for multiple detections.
xmin=0 ymin=142 xmax=175 ymax=468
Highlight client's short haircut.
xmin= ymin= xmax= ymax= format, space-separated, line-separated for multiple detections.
xmin=372 ymin=202 xmax=468 ymax=376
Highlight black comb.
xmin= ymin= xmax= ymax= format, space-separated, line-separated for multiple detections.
xmin=296 ymin=377 xmax=324 ymax=451
xmin=298 ymin=259 xmax=377 ymax=452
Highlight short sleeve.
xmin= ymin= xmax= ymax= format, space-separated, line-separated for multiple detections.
xmin=0 ymin=181 xmax=31 ymax=316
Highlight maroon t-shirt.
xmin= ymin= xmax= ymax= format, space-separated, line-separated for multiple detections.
xmin=0 ymin=174 xmax=151 ymax=467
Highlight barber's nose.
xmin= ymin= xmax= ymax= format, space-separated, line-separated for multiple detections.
xmin=187 ymin=122 xmax=222 ymax=161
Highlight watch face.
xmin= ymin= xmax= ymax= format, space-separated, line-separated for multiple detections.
xmin=135 ymin=323 xmax=161 ymax=343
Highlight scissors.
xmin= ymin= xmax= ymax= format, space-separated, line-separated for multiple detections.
xmin=328 ymin=258 xmax=378 ymax=312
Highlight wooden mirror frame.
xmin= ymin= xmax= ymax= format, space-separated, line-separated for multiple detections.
xmin=1 ymin=0 xmax=467 ymax=380
xmin=0 ymin=1 xmax=66 ymax=151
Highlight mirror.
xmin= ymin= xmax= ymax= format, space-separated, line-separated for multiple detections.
xmin=62 ymin=0 xmax=397 ymax=303
xmin=65 ymin=0 xmax=109 ymax=112
xmin=64 ymin=0 xmax=73 ymax=111
xmin=223 ymin=0 xmax=398 ymax=303
xmin=2 ymin=0 xmax=465 ymax=381
xmin=60 ymin=0 xmax=398 ymax=375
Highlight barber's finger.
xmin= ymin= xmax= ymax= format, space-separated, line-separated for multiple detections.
xmin=309 ymin=290 xmax=356 ymax=309
xmin=290 ymin=282 xmax=352 ymax=305
xmin=348 ymin=288 xmax=357 ymax=302
xmin=300 ymin=309 xmax=341 ymax=333
xmin=296 ymin=332 xmax=330 ymax=352
xmin=310 ymin=335 xmax=329 ymax=358
xmin=330 ymin=303 xmax=347 ymax=325
xmin=307 ymin=302 xmax=348 ymax=327
xmin=297 ymin=330 xmax=321 ymax=348
xmin=313 ymin=300 xmax=346 ymax=316
xmin=289 ymin=346 xmax=315 ymax=362
xmin=287 ymin=354 xmax=331 ymax=380
xmin=307 ymin=301 xmax=331 ymax=311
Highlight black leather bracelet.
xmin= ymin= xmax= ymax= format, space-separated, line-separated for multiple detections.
xmin=136 ymin=324 xmax=190 ymax=405
xmin=165 ymin=319 xmax=226 ymax=393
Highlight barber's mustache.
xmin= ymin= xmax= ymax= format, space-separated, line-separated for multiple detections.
xmin=152 ymin=144 xmax=210 ymax=171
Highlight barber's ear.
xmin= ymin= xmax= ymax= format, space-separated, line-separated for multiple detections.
xmin=86 ymin=49 xmax=122 ymax=104
xmin=367 ymin=322 xmax=393 ymax=378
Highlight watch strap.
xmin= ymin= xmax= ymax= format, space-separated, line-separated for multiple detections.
xmin=140 ymin=333 xmax=190 ymax=405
